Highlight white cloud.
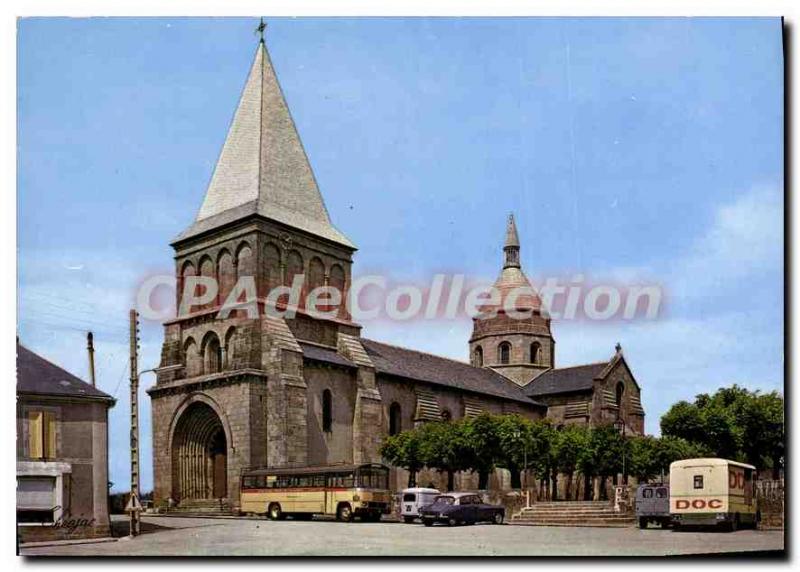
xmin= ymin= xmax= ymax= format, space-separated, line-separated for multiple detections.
xmin=673 ymin=184 xmax=783 ymax=295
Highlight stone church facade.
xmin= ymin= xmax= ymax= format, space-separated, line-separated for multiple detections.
xmin=148 ymin=38 xmax=644 ymax=508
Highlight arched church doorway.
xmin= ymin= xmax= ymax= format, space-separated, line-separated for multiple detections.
xmin=171 ymin=402 xmax=228 ymax=501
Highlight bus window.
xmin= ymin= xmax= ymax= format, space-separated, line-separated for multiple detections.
xmin=357 ymin=467 xmax=389 ymax=490
xmin=693 ymin=475 xmax=704 ymax=489
xmin=328 ymin=472 xmax=355 ymax=488
xmin=643 ymin=488 xmax=653 ymax=498
xmin=656 ymin=488 xmax=667 ymax=498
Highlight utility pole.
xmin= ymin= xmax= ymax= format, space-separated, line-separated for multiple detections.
xmin=128 ymin=309 xmax=142 ymax=536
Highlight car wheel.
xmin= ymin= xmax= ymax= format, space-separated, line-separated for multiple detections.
xmin=403 ymin=516 xmax=415 ymax=524
xmin=638 ymin=517 xmax=648 ymax=529
xmin=448 ymin=517 xmax=458 ymax=527
xmin=423 ymin=520 xmax=434 ymax=527
xmin=493 ymin=512 xmax=504 ymax=525
xmin=267 ymin=503 xmax=283 ymax=521
xmin=337 ymin=503 xmax=353 ymax=522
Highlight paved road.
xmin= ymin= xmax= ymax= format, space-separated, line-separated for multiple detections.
xmin=20 ymin=515 xmax=784 ymax=557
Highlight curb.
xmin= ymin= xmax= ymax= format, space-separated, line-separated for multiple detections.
xmin=20 ymin=536 xmax=118 ymax=550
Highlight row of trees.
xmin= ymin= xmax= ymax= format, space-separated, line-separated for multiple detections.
xmin=660 ymin=385 xmax=784 ymax=478
xmin=379 ymin=413 xmax=707 ymax=499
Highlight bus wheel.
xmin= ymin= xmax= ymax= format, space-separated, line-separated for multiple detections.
xmin=337 ymin=503 xmax=353 ymax=522
xmin=638 ymin=517 xmax=648 ymax=529
xmin=403 ymin=516 xmax=416 ymax=524
xmin=268 ymin=503 xmax=283 ymax=521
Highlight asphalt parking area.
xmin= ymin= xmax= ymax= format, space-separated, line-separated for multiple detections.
xmin=20 ymin=515 xmax=785 ymax=557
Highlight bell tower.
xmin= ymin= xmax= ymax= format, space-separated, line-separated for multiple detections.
xmin=468 ymin=214 xmax=554 ymax=385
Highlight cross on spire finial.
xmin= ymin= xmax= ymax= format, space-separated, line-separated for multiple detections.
xmin=256 ymin=18 xmax=267 ymax=43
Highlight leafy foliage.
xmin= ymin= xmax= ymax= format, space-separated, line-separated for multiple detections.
xmin=661 ymin=384 xmax=784 ymax=476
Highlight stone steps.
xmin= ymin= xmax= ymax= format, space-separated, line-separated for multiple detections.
xmin=511 ymin=501 xmax=635 ymax=528
xmin=165 ymin=498 xmax=235 ymax=516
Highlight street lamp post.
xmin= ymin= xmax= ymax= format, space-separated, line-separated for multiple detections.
xmin=614 ymin=418 xmax=628 ymax=485
xmin=512 ymin=429 xmax=527 ymax=491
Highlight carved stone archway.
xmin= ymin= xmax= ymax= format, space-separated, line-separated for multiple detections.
xmin=171 ymin=401 xmax=228 ymax=501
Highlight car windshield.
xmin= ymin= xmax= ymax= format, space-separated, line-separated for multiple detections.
xmin=433 ymin=496 xmax=455 ymax=505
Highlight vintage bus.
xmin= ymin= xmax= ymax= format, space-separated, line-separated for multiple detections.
xmin=669 ymin=458 xmax=758 ymax=530
xmin=240 ymin=463 xmax=391 ymax=522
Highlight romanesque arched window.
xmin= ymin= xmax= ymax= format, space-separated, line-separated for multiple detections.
xmin=530 ymin=342 xmax=541 ymax=365
xmin=389 ymin=402 xmax=402 ymax=436
xmin=199 ymin=256 xmax=215 ymax=310
xmin=308 ymin=257 xmax=325 ymax=290
xmin=322 ymin=389 xmax=333 ymax=433
xmin=217 ymin=249 xmax=235 ymax=306
xmin=179 ymin=260 xmax=196 ymax=315
xmin=498 ymin=342 xmax=511 ymax=365
xmin=329 ymin=264 xmax=346 ymax=318
xmin=236 ymin=242 xmax=254 ymax=282
xmin=202 ymin=333 xmax=222 ymax=375
xmin=286 ymin=250 xmax=304 ymax=290
xmin=224 ymin=327 xmax=236 ymax=370
xmin=264 ymin=242 xmax=281 ymax=295
xmin=474 ymin=345 xmax=483 ymax=367
xmin=183 ymin=337 xmax=199 ymax=377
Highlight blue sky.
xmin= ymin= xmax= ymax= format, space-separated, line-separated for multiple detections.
xmin=17 ymin=17 xmax=783 ymax=492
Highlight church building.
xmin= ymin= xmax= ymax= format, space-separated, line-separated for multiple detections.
xmin=148 ymin=36 xmax=644 ymax=508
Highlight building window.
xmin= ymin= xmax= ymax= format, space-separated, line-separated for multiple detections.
xmin=441 ymin=409 xmax=452 ymax=422
xmin=27 ymin=411 xmax=56 ymax=459
xmin=322 ymin=390 xmax=333 ymax=433
xmin=203 ymin=334 xmax=222 ymax=375
xmin=474 ymin=346 xmax=483 ymax=367
xmin=17 ymin=476 xmax=56 ymax=524
xmin=498 ymin=342 xmax=511 ymax=365
xmin=530 ymin=342 xmax=540 ymax=364
xmin=616 ymin=381 xmax=625 ymax=407
xmin=389 ymin=402 xmax=402 ymax=436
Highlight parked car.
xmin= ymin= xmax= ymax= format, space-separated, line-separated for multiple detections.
xmin=635 ymin=483 xmax=671 ymax=529
xmin=418 ymin=492 xmax=505 ymax=526
xmin=400 ymin=487 xmax=440 ymax=523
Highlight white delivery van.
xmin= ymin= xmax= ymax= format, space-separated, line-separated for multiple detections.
xmin=400 ymin=487 xmax=440 ymax=523
xmin=669 ymin=458 xmax=758 ymax=531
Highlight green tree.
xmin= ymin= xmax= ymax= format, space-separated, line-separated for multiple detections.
xmin=379 ymin=428 xmax=424 ymax=487
xmin=495 ymin=415 xmax=547 ymax=489
xmin=462 ymin=413 xmax=500 ymax=490
xmin=553 ymin=424 xmax=590 ymax=500
xmin=588 ymin=424 xmax=623 ymax=500
xmin=661 ymin=384 xmax=784 ymax=476
xmin=417 ymin=420 xmax=470 ymax=491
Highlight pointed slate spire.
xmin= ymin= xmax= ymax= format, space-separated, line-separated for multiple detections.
xmin=176 ymin=40 xmax=354 ymax=249
xmin=481 ymin=213 xmax=542 ymax=312
xmin=503 ymin=213 xmax=521 ymax=268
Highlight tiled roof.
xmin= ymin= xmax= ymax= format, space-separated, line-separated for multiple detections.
xmin=299 ymin=342 xmax=355 ymax=369
xmin=361 ymin=338 xmax=544 ymax=407
xmin=177 ymin=42 xmax=354 ymax=249
xmin=523 ymin=362 xmax=607 ymax=397
xmin=17 ymin=343 xmax=114 ymax=402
